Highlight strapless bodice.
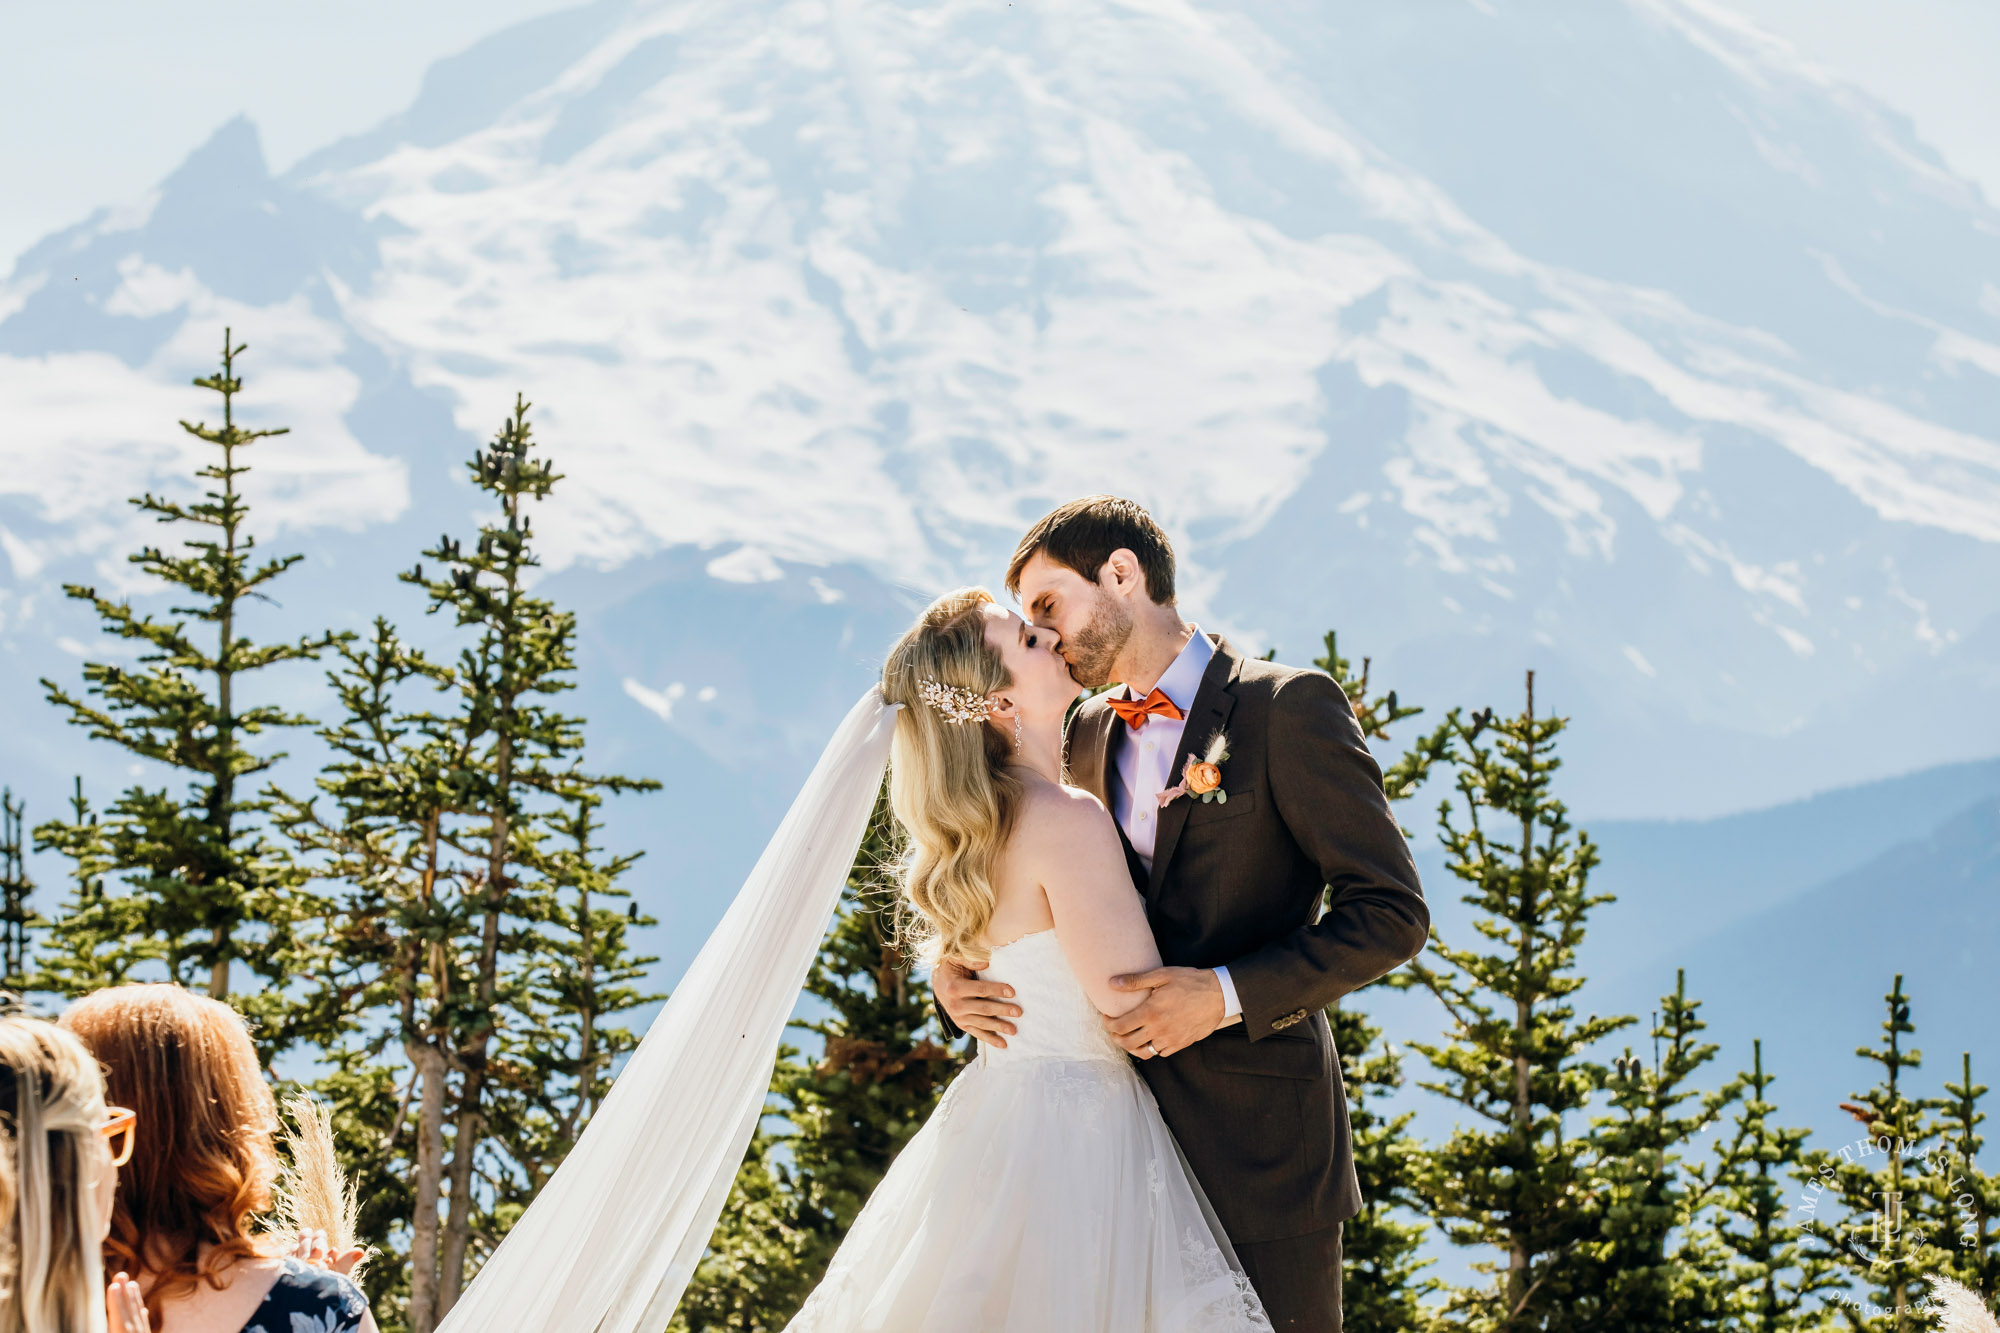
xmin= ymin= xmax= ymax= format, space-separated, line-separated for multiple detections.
xmin=975 ymin=929 xmax=1128 ymax=1067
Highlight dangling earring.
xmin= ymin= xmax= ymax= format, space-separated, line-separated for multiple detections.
xmin=1014 ymin=716 xmax=1024 ymax=753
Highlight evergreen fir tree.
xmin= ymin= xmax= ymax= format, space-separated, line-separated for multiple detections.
xmin=271 ymin=399 xmax=658 ymax=1332
xmin=1930 ymin=1053 xmax=2000 ymax=1298
xmin=1684 ymin=1039 xmax=1843 ymax=1332
xmin=1798 ymin=976 xmax=1947 ymax=1332
xmin=1574 ymin=972 xmax=1733 ymax=1331
xmin=33 ymin=330 xmax=335 ymax=1035
xmin=406 ymin=396 xmax=661 ymax=1319
xmin=1403 ymin=671 xmax=1633 ymax=1333
xmin=0 ymin=788 xmax=39 ymax=989
xmin=30 ymin=779 xmax=124 ymax=990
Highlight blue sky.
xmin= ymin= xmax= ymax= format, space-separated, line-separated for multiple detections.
xmin=2 ymin=0 xmax=1997 ymax=268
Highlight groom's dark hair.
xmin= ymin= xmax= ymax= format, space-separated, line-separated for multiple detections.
xmin=1007 ymin=496 xmax=1177 ymax=606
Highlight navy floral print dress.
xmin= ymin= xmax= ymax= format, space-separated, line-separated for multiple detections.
xmin=239 ymin=1259 xmax=371 ymax=1333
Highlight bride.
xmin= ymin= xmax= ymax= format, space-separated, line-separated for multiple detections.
xmin=432 ymin=589 xmax=1271 ymax=1332
xmin=785 ymin=588 xmax=1269 ymax=1331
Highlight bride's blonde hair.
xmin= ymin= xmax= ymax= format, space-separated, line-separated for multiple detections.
xmin=881 ymin=588 xmax=1023 ymax=967
xmin=0 ymin=1015 xmax=113 ymax=1333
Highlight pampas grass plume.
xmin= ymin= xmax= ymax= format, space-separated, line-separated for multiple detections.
xmin=1929 ymin=1273 xmax=2000 ymax=1333
xmin=269 ymin=1092 xmax=371 ymax=1280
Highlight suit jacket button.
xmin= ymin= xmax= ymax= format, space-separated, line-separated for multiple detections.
xmin=1274 ymin=1009 xmax=1308 ymax=1031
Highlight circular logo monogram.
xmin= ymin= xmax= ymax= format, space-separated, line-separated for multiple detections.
xmin=1794 ymin=1134 xmax=1979 ymax=1270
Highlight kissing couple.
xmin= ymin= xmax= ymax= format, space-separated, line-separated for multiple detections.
xmin=435 ymin=496 xmax=1431 ymax=1333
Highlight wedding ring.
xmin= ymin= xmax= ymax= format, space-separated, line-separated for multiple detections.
xmin=1144 ymin=1041 xmax=1159 ymax=1056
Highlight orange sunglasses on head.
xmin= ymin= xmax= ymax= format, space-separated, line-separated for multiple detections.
xmin=100 ymin=1107 xmax=137 ymax=1167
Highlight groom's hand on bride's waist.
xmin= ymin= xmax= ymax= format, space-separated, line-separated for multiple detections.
xmin=935 ymin=959 xmax=1021 ymax=1048
xmin=1103 ymin=967 xmax=1237 ymax=1060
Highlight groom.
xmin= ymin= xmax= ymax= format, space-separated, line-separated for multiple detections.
xmin=935 ymin=496 xmax=1430 ymax=1333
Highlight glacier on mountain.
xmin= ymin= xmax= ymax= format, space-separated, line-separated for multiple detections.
xmin=2 ymin=0 xmax=1997 ymax=837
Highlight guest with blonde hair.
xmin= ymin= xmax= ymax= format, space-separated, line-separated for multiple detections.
xmin=60 ymin=985 xmax=377 ymax=1333
xmin=0 ymin=1011 xmax=150 ymax=1333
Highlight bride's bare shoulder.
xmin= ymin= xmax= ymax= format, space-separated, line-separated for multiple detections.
xmin=1013 ymin=779 xmax=1118 ymax=853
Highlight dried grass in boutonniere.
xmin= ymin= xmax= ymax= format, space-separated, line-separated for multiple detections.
xmin=1157 ymin=730 xmax=1231 ymax=808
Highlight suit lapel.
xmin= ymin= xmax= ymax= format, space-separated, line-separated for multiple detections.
xmin=1146 ymin=638 xmax=1238 ymax=899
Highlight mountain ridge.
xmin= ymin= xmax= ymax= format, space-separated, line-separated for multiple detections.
xmin=2 ymin=0 xmax=1997 ymax=828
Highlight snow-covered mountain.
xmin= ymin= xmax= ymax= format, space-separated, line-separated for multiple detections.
xmin=4 ymin=0 xmax=1999 ymax=940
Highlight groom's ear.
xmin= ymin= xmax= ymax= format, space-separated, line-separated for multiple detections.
xmin=1099 ymin=548 xmax=1147 ymax=600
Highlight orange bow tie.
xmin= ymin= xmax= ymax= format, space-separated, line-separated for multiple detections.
xmin=1107 ymin=687 xmax=1184 ymax=732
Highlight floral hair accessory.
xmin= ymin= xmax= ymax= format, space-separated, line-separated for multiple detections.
xmin=1157 ymin=729 xmax=1230 ymax=808
xmin=918 ymin=677 xmax=993 ymax=724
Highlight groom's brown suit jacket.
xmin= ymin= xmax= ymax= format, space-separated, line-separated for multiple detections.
xmin=1066 ymin=638 xmax=1429 ymax=1244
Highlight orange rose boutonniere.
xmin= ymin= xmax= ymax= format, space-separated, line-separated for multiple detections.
xmin=1157 ymin=730 xmax=1231 ymax=808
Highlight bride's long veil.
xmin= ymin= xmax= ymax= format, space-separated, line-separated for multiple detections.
xmin=436 ymin=689 xmax=902 ymax=1333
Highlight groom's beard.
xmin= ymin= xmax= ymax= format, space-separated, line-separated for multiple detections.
xmin=1062 ymin=595 xmax=1132 ymax=690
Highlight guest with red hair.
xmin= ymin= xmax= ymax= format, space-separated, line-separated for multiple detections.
xmin=60 ymin=985 xmax=378 ymax=1333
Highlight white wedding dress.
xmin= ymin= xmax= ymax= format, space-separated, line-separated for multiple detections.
xmin=785 ymin=928 xmax=1273 ymax=1333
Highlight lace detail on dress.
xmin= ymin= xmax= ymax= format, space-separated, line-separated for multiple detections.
xmin=1170 ymin=1228 xmax=1273 ymax=1333
xmin=1035 ymin=1058 xmax=1122 ymax=1123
